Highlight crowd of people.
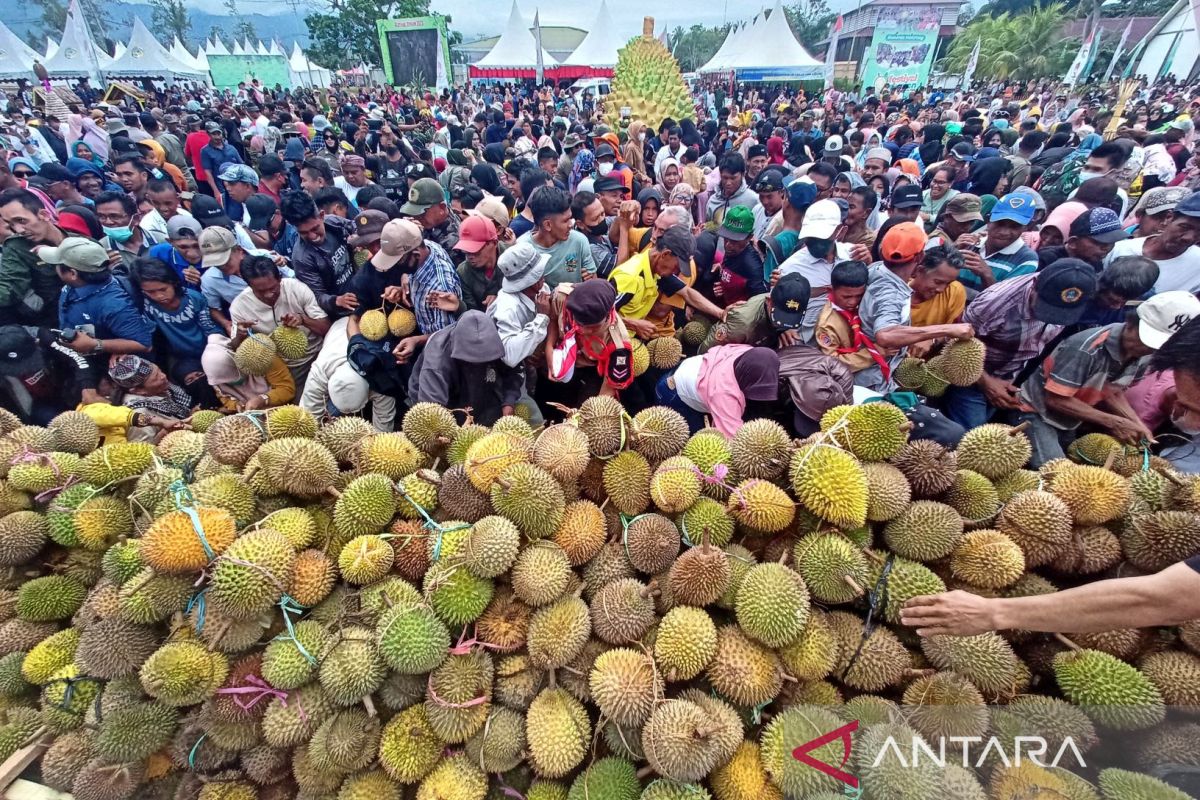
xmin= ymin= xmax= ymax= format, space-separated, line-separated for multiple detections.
xmin=3 ymin=74 xmax=1200 ymax=470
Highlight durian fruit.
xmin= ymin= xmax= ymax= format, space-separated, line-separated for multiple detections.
xmin=8 ymin=452 xmax=79 ymax=493
xmin=142 ymin=507 xmax=236 ymax=573
xmin=902 ymin=671 xmax=988 ymax=740
xmin=402 ymin=402 xmax=457 ymax=456
xmin=727 ymin=479 xmax=796 ymax=534
xmin=205 ymin=414 xmax=266 ymax=467
xmin=532 ymin=424 xmax=591 ymax=483
xmin=464 ymin=432 xmax=529 ymax=493
xmin=576 ymin=395 xmax=630 ymax=458
xmin=378 ymin=704 xmax=444 ymax=783
xmin=944 ymin=469 xmax=1001 ymax=523
xmin=950 ymin=529 xmax=1026 ymax=588
xmin=955 ymin=422 xmax=1033 ymax=479
xmin=792 ymin=533 xmax=868 ymax=604
xmin=423 ymin=649 xmax=492 ymax=743
xmin=624 ymin=513 xmax=681 ymax=574
xmin=1097 ymin=768 xmax=1193 ymax=800
xmin=759 ymin=706 xmax=846 ymax=798
xmin=731 ymin=419 xmax=792 ymax=480
xmin=631 ymin=338 xmax=650 ymax=376
xmin=0 ymin=510 xmax=47 ymax=565
xmin=827 ymin=611 xmax=909 ymax=692
xmin=387 ymin=307 xmax=416 ymax=338
xmin=683 ymin=429 xmax=732 ymax=494
xmin=491 ymin=463 xmax=566 ymax=539
xmin=707 ymin=625 xmax=784 ymax=707
xmin=883 ymin=500 xmax=963 ymax=561
xmin=1121 ymin=510 xmax=1200 ymax=572
xmin=527 ymin=593 xmax=591 ymax=670
xmin=863 ymin=461 xmax=911 ymax=522
xmin=1050 ymin=464 xmax=1131 ymax=524
xmin=646 ymin=336 xmax=683 ymax=369
xmin=48 ymin=411 xmax=100 ymax=454
xmin=790 ymin=444 xmax=868 ymax=528
xmin=890 ymin=439 xmax=957 ymax=497
xmin=1069 ymin=432 xmax=1142 ymax=475
xmin=354 ymin=432 xmax=421 ymax=480
xmin=821 ymin=402 xmax=909 ymax=461
xmin=998 ymin=489 xmax=1073 ymax=566
xmin=270 ymin=325 xmax=309 ymax=360
xmin=552 ymin=500 xmax=607 ymax=566
xmin=208 ymin=529 xmax=296 ymax=620
xmin=140 ymin=640 xmax=229 ymax=706
xmin=589 ymin=647 xmax=663 ymax=727
xmin=254 ymin=437 xmax=339 ymax=497
xmin=16 ymin=575 xmax=86 ymax=621
xmin=633 ymin=406 xmax=690 ymax=462
xmin=264 ymin=404 xmax=317 ymax=439
xmin=655 ymin=605 xmax=717 ymax=681
xmin=525 ymin=687 xmax=590 ymax=778
xmin=591 ymin=578 xmax=657 ymax=644
xmin=604 ymin=20 xmax=696 ymax=127
xmin=233 ymin=333 xmax=277 ymax=376
xmin=680 ymin=317 xmax=712 ymax=347
xmin=603 ymin=451 xmax=651 ymax=515
xmin=937 ymin=337 xmax=986 ymax=385
xmin=641 ymin=698 xmax=724 ymax=782
xmin=669 ymin=530 xmax=731 ymax=606
xmin=1053 ymin=647 xmax=1166 ymax=730
xmin=1138 ymin=649 xmax=1200 ymax=708
xmin=921 ymin=633 xmax=1019 ymax=697
xmin=567 ymin=757 xmax=639 ymax=800
xmin=359 ymin=308 xmax=390 ymax=341
xmin=77 ymin=442 xmax=154 ymax=486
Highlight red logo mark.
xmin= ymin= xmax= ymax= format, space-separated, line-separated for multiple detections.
xmin=792 ymin=720 xmax=860 ymax=789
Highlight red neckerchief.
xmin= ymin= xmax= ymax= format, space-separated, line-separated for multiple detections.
xmin=562 ymin=308 xmax=634 ymax=390
xmin=830 ymin=302 xmax=891 ymax=380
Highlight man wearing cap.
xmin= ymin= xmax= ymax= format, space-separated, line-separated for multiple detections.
xmin=453 ymin=215 xmax=503 ymax=313
xmin=38 ymin=163 xmax=87 ymax=209
xmin=148 ymin=216 xmax=204 ymax=287
xmin=198 ymin=123 xmax=243 ymax=203
xmin=928 ymin=193 xmax=984 ymax=248
xmin=197 ymin=226 xmax=255 ymax=332
xmin=488 ymin=238 xmax=552 ymax=373
xmin=96 ymin=191 xmax=157 ymax=268
xmin=699 ymin=272 xmax=813 ymax=354
xmin=752 ymin=170 xmax=787 ymax=240
xmin=714 ymin=206 xmax=767 ymax=306
xmin=1015 ymin=290 xmax=1200 ymax=465
xmin=930 ymin=142 xmax=975 ymax=192
xmin=1105 ymin=190 xmax=1200 ymax=295
xmin=594 ymin=143 xmax=634 ymax=194
xmin=217 ymin=163 xmax=258 ymax=225
xmin=761 ymin=181 xmax=818 ymax=278
xmin=890 ymin=185 xmax=924 ymax=225
xmin=1037 ymin=207 xmax=1127 ymax=271
xmin=610 ymin=226 xmax=721 ymax=341
xmin=1127 ymin=186 xmax=1190 ymax=238
xmin=0 ymin=324 xmax=95 ymax=423
xmin=0 ymin=188 xmax=70 ymax=326
xmin=408 ymin=309 xmax=523 ymax=426
xmin=854 ymin=223 xmax=974 ymax=394
xmin=556 ymin=133 xmax=584 ymax=188
xmin=281 ymin=191 xmax=357 ymax=318
xmin=256 ymin=155 xmax=288 ymax=204
xmin=777 ymin=199 xmax=859 ymax=335
xmin=861 ymin=147 xmax=892 ymax=180
xmin=957 ymin=193 xmax=1039 ymax=291
xmin=43 ymin=238 xmax=152 ymax=368
xmin=744 ymin=144 xmax=769 ymax=183
xmin=400 ymin=177 xmax=461 ymax=258
xmin=946 ymin=260 xmax=1098 ymax=429
xmin=243 ymin=194 xmax=290 ymax=254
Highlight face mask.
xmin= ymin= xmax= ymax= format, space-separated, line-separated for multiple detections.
xmin=588 ymin=219 xmax=610 ymax=237
xmin=639 ymin=131 xmax=646 ymax=142
xmin=103 ymin=225 xmax=134 ymax=243
xmin=806 ymin=238 xmax=834 ymax=259
xmin=598 ymin=162 xmax=614 ymax=176
xmin=1077 ymin=169 xmax=1105 ymax=183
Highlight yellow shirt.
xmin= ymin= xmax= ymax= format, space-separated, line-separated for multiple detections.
xmin=77 ymin=402 xmax=134 ymax=445
xmin=814 ymin=302 xmax=876 ymax=372
xmin=610 ymin=250 xmax=696 ymax=338
xmin=910 ymin=280 xmax=966 ymax=327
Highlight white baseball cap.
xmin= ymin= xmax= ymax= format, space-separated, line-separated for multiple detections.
xmin=798 ymin=199 xmax=844 ymax=240
xmin=1137 ymin=290 xmax=1200 ymax=349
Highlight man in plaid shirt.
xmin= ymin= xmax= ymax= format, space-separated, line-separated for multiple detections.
xmin=944 ymin=259 xmax=1097 ymax=430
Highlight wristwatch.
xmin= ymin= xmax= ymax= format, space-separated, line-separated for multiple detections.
xmin=91 ymin=339 xmax=104 ymax=354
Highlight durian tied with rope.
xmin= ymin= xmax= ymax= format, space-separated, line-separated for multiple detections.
xmin=359 ymin=307 xmax=390 ymax=341
xmin=233 ymin=331 xmax=277 ymax=376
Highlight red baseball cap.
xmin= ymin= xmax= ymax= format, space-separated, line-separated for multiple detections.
xmin=879 ymin=222 xmax=928 ymax=263
xmin=453 ymin=214 xmax=499 ymax=254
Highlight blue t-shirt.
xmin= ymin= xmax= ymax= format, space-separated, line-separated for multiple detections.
xmin=147 ymin=242 xmax=201 ymax=286
xmin=59 ymin=278 xmax=153 ymax=347
xmin=143 ymin=288 xmax=219 ymax=359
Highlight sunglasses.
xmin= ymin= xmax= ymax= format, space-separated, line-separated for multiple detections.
xmin=12 ymin=171 xmax=33 ymax=179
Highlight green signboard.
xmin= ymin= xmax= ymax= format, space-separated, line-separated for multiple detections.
xmin=859 ymin=5 xmax=941 ymax=92
xmin=207 ymin=54 xmax=292 ymax=91
xmin=377 ymin=16 xmax=451 ymax=88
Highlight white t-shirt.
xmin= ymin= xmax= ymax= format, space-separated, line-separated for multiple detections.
xmin=333 ymin=176 xmax=372 ymax=206
xmin=229 ymin=277 xmax=327 ymax=364
xmin=672 ymin=355 xmax=707 ymax=413
xmin=1106 ymin=236 xmax=1200 ymax=294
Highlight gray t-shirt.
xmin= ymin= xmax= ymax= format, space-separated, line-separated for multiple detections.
xmin=521 ymin=230 xmax=597 ymax=289
xmin=854 ymin=262 xmax=912 ymax=392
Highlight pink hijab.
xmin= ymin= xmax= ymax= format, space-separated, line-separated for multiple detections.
xmin=1040 ymin=201 xmax=1088 ymax=243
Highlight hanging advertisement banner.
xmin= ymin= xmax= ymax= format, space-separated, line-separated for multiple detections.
xmin=859 ymin=5 xmax=941 ymax=92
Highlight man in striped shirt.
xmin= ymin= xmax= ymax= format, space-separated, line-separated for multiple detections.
xmin=958 ymin=193 xmax=1039 ymax=291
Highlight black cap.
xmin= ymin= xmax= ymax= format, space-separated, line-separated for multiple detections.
xmin=594 ymin=143 xmax=617 ymax=160
xmin=753 ymin=170 xmax=785 ymax=192
xmin=1068 ymin=207 xmax=1127 ymax=244
xmin=257 ymin=154 xmax=285 ymax=178
xmin=244 ymin=193 xmax=278 ymax=231
xmin=769 ymin=273 xmax=812 ymax=330
xmin=593 ymin=176 xmax=629 ymax=194
xmin=891 ymin=184 xmax=923 ymax=209
xmin=190 ymin=194 xmax=233 ymax=229
xmin=747 ymin=143 xmax=768 ymax=160
xmin=0 ymin=325 xmax=41 ymax=378
xmin=1034 ymin=258 xmax=1097 ymax=325
xmin=38 ymin=163 xmax=72 ymax=183
xmin=950 ymin=142 xmax=976 ymax=162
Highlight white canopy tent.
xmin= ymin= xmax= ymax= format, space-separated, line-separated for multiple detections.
xmin=45 ymin=37 xmax=59 ymax=60
xmin=112 ymin=42 xmax=126 ymax=60
xmin=470 ymin=0 xmax=557 ymax=78
xmin=698 ymin=21 xmax=746 ymax=72
xmin=43 ymin=0 xmax=111 ymax=80
xmin=289 ymin=42 xmax=331 ymax=88
xmin=207 ymin=36 xmax=230 ymax=56
xmin=106 ymin=17 xmax=208 ymax=80
xmin=255 ymin=41 xmax=269 ymax=56
xmin=170 ymin=37 xmax=207 ymax=74
xmin=558 ymin=0 xmax=623 ymax=71
xmin=268 ymin=40 xmax=284 ymax=57
xmin=0 ymin=22 xmax=40 ymax=80
xmin=723 ymin=0 xmax=822 ymax=79
xmin=231 ymin=40 xmax=247 ymax=56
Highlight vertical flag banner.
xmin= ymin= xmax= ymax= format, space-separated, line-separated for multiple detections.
xmin=962 ymin=37 xmax=980 ymax=90
xmin=1103 ymin=20 xmax=1133 ymax=81
xmin=825 ymin=15 xmax=843 ymax=90
xmin=1156 ymin=31 xmax=1182 ymax=83
xmin=1063 ymin=29 xmax=1093 ymax=86
xmin=534 ymin=10 xmax=545 ymax=84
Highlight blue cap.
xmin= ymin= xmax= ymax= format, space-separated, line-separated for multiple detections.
xmin=990 ymin=193 xmax=1036 ymax=225
xmin=217 ymin=162 xmax=259 ymax=187
xmin=1175 ymin=190 xmax=1200 ymax=218
xmin=787 ymin=180 xmax=818 ymax=211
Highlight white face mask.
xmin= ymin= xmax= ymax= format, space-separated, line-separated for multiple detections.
xmin=1077 ymin=169 xmax=1106 ymax=183
xmin=639 ymin=131 xmax=646 ymax=141
xmin=598 ymin=162 xmax=614 ymax=176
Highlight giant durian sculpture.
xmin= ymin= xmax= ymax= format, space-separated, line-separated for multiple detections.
xmin=604 ymin=17 xmax=695 ymax=128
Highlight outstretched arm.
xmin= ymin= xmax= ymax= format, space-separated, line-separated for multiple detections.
xmin=900 ymin=562 xmax=1200 ymax=637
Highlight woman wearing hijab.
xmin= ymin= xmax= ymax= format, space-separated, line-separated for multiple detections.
xmin=569 ymin=149 xmax=596 ymax=195
xmin=657 ymin=345 xmax=781 ymax=436
xmin=668 ymin=183 xmax=699 ymax=226
xmin=483 ymin=141 xmax=507 ymax=184
xmin=680 ymin=119 xmax=704 ymax=151
xmin=1037 ymin=201 xmax=1088 ymax=249
xmin=657 ymin=157 xmax=682 ymax=194
xmin=767 ymin=135 xmax=787 ymax=166
xmin=967 ymin=157 xmax=1012 ymax=197
xmin=201 ymin=334 xmax=295 ymax=412
xmin=917 ymin=123 xmax=945 ymax=169
xmin=624 ymin=121 xmax=648 ymax=180
xmin=440 ymin=149 xmax=473 ymax=198
xmin=71 ymin=140 xmax=106 ymax=170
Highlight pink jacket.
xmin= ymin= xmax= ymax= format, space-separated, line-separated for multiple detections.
xmin=697 ymin=344 xmax=753 ymax=438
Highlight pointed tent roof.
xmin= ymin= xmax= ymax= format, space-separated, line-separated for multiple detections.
xmin=268 ymin=39 xmax=283 ymax=56
xmin=45 ymin=37 xmax=58 ymax=59
xmin=112 ymin=42 xmax=126 ymax=60
xmin=208 ymin=35 xmax=229 ymax=56
xmin=44 ymin=0 xmax=110 ymax=77
xmin=698 ymin=21 xmax=745 ymax=72
xmin=231 ymin=40 xmax=246 ymax=55
xmin=717 ymin=11 xmax=767 ymax=69
xmin=724 ymin=0 xmax=822 ymax=73
xmin=474 ymin=1 xmax=556 ymax=68
xmin=170 ymin=37 xmax=207 ymax=73
xmin=560 ymin=0 xmax=623 ymax=67
xmin=106 ymin=17 xmax=206 ymax=78
xmin=255 ymin=41 xmax=269 ymax=56
xmin=0 ymin=22 xmax=39 ymax=79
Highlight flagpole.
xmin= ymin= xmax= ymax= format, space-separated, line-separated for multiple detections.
xmin=534 ymin=10 xmax=545 ymax=85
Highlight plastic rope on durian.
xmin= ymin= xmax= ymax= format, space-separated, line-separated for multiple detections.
xmin=840 ymin=552 xmax=895 ymax=682
xmin=395 ymin=483 xmax=469 ymax=562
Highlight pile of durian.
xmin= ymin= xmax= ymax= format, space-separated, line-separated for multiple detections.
xmin=0 ymin=393 xmax=1196 ymax=800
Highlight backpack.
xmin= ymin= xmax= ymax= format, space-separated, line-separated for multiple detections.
xmin=1035 ymin=157 xmax=1084 ymax=211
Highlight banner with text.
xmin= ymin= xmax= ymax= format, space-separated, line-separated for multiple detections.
xmin=859 ymin=5 xmax=941 ymax=92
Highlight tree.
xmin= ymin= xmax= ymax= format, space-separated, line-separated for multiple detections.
xmin=224 ymin=0 xmax=257 ymax=43
xmin=668 ymin=24 xmax=728 ymax=72
xmin=33 ymin=0 xmax=110 ymax=45
xmin=150 ymin=0 xmax=192 ymax=44
xmin=305 ymin=0 xmax=429 ymax=69
xmin=939 ymin=4 xmax=1078 ymax=80
xmin=785 ymin=0 xmax=837 ymax=54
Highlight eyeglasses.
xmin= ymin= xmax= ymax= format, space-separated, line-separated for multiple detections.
xmin=12 ymin=171 xmax=33 ymax=179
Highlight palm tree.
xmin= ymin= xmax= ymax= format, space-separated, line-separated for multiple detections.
xmin=940 ymin=4 xmax=1077 ymax=80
